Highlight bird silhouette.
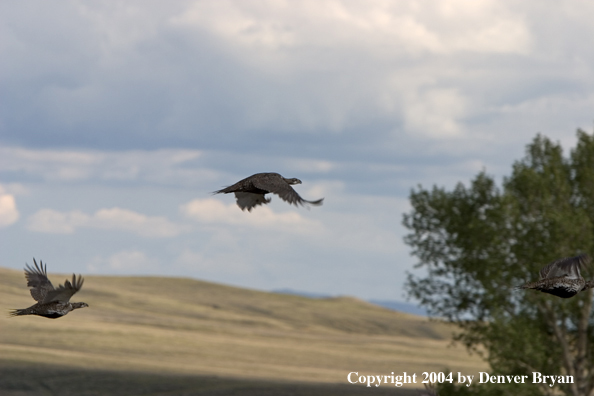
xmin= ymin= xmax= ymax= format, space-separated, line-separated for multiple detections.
xmin=10 ymin=258 xmax=88 ymax=319
xmin=214 ymin=172 xmax=324 ymax=211
xmin=518 ymin=254 xmax=593 ymax=298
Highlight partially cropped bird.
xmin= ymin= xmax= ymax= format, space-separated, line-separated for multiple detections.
xmin=518 ymin=254 xmax=594 ymax=298
xmin=213 ymin=172 xmax=324 ymax=212
xmin=10 ymin=258 xmax=88 ymax=319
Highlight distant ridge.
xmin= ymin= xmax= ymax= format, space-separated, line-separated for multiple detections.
xmin=368 ymin=299 xmax=429 ymax=317
xmin=271 ymin=288 xmax=330 ymax=299
xmin=271 ymin=288 xmax=428 ymax=316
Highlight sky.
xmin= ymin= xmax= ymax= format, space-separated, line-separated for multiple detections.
xmin=2 ymin=1 xmax=594 ymax=302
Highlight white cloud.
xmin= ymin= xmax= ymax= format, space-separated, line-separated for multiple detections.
xmin=173 ymin=1 xmax=531 ymax=56
xmin=93 ymin=208 xmax=189 ymax=237
xmin=0 ymin=192 xmax=19 ymax=227
xmin=404 ymin=88 xmax=468 ymax=138
xmin=3 ymin=1 xmax=584 ymax=154
xmin=0 ymin=147 xmax=208 ymax=185
xmin=26 ymin=209 xmax=87 ymax=234
xmin=281 ymin=158 xmax=336 ymax=173
xmin=27 ymin=207 xmax=188 ymax=238
xmin=180 ymin=198 xmax=323 ymax=233
xmin=87 ymin=249 xmax=160 ymax=273
xmin=4 ymin=148 xmax=100 ymax=181
xmin=160 ymin=1 xmax=533 ymax=138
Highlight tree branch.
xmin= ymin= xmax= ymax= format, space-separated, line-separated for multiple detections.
xmin=577 ymin=290 xmax=593 ymax=396
xmin=516 ymin=360 xmax=555 ymax=396
xmin=538 ymin=300 xmax=579 ymax=396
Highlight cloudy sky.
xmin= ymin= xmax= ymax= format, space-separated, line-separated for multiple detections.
xmin=1 ymin=1 xmax=594 ymax=301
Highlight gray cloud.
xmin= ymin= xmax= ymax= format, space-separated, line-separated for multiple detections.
xmin=27 ymin=207 xmax=190 ymax=237
xmin=2 ymin=1 xmax=594 ymax=300
xmin=2 ymin=1 xmax=592 ymax=156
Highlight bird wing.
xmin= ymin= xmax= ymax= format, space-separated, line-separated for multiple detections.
xmin=252 ymin=174 xmax=324 ymax=207
xmin=540 ymin=254 xmax=590 ymax=280
xmin=42 ymin=274 xmax=84 ymax=304
xmin=213 ymin=173 xmax=268 ymax=195
xmin=234 ymin=192 xmax=271 ymax=211
xmin=24 ymin=258 xmax=54 ymax=302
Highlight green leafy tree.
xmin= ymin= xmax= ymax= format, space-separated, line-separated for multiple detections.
xmin=403 ymin=130 xmax=594 ymax=396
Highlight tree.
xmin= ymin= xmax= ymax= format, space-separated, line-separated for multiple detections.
xmin=403 ymin=130 xmax=594 ymax=396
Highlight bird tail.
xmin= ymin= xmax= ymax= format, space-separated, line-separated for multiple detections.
xmin=582 ymin=280 xmax=594 ymax=291
xmin=304 ymin=197 xmax=324 ymax=206
xmin=212 ymin=186 xmax=233 ymax=195
xmin=8 ymin=308 xmax=29 ymax=317
xmin=516 ymin=280 xmax=535 ymax=290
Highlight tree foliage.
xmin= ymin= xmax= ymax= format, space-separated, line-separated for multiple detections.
xmin=403 ymin=130 xmax=594 ymax=396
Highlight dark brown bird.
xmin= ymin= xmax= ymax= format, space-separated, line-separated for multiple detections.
xmin=213 ymin=172 xmax=324 ymax=212
xmin=518 ymin=254 xmax=594 ymax=298
xmin=10 ymin=258 xmax=88 ymax=319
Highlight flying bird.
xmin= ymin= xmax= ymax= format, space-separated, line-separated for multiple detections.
xmin=213 ymin=172 xmax=324 ymax=212
xmin=10 ymin=258 xmax=88 ymax=319
xmin=518 ymin=254 xmax=594 ymax=298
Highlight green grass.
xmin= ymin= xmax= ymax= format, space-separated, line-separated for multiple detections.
xmin=0 ymin=266 xmax=486 ymax=395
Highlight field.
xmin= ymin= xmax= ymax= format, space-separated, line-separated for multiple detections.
xmin=0 ymin=266 xmax=487 ymax=395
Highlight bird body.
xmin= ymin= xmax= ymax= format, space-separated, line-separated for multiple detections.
xmin=10 ymin=301 xmax=87 ymax=319
xmin=520 ymin=277 xmax=586 ymax=298
xmin=214 ymin=172 xmax=324 ymax=211
xmin=519 ymin=254 xmax=593 ymax=298
xmin=10 ymin=259 xmax=88 ymax=319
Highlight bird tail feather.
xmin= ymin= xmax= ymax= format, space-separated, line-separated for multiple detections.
xmin=8 ymin=308 xmax=28 ymax=317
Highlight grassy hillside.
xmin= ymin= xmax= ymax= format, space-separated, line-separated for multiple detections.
xmin=0 ymin=266 xmax=486 ymax=395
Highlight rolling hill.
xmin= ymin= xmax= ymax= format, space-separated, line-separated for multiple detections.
xmin=0 ymin=266 xmax=486 ymax=395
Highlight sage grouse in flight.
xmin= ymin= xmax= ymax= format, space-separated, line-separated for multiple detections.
xmin=10 ymin=259 xmax=88 ymax=319
xmin=214 ymin=172 xmax=324 ymax=212
xmin=518 ymin=254 xmax=594 ymax=298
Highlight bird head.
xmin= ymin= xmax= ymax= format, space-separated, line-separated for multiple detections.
xmin=284 ymin=178 xmax=302 ymax=185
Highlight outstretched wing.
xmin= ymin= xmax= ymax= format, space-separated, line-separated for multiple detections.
xmin=213 ymin=173 xmax=269 ymax=195
xmin=24 ymin=258 xmax=54 ymax=302
xmin=252 ymin=174 xmax=324 ymax=207
xmin=540 ymin=254 xmax=590 ymax=280
xmin=234 ymin=192 xmax=271 ymax=212
xmin=43 ymin=274 xmax=84 ymax=304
